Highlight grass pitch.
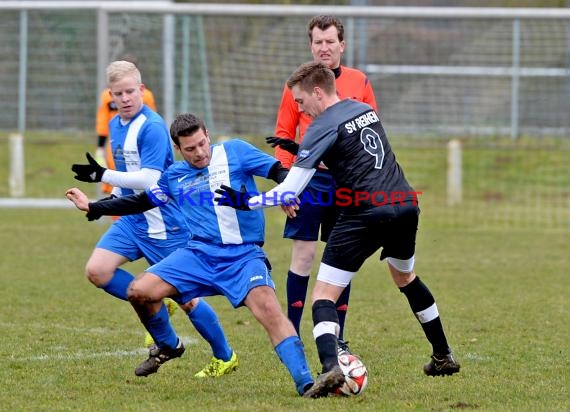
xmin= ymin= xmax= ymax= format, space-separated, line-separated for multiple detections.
xmin=0 ymin=133 xmax=567 ymax=411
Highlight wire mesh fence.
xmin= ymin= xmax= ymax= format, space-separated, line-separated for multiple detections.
xmin=2 ymin=5 xmax=570 ymax=136
xmin=0 ymin=3 xmax=568 ymax=230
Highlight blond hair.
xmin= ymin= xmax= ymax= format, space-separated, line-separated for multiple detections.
xmin=106 ymin=60 xmax=141 ymax=85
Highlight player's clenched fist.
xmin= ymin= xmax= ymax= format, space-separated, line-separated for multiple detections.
xmin=66 ymin=187 xmax=90 ymax=211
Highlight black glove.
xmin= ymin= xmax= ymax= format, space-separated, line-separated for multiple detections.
xmin=265 ymin=136 xmax=299 ymax=156
xmin=72 ymin=152 xmax=107 ymax=183
xmin=214 ymin=184 xmax=251 ymax=211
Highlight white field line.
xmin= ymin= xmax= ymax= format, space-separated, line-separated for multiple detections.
xmin=0 ymin=321 xmax=139 ymax=336
xmin=12 ymin=348 xmax=150 ymax=362
xmin=3 ymin=320 xmax=199 ymax=362
xmin=9 ymin=337 xmax=198 ymax=362
xmin=464 ymin=352 xmax=491 ymax=361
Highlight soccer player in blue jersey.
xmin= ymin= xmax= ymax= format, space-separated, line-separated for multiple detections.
xmin=216 ymin=61 xmax=460 ymax=398
xmin=66 ymin=113 xmax=314 ymax=396
xmin=70 ymin=61 xmax=238 ymax=378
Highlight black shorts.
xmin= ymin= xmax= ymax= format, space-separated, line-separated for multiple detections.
xmin=322 ymin=203 xmax=419 ymax=272
xmin=283 ymin=171 xmax=337 ymax=242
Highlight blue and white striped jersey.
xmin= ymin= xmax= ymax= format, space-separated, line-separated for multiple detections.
xmin=108 ymin=105 xmax=187 ymax=239
xmin=146 ymin=139 xmax=277 ymax=246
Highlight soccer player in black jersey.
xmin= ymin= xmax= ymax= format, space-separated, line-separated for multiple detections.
xmin=216 ymin=61 xmax=460 ymax=398
xmin=270 ymin=16 xmax=378 ymax=348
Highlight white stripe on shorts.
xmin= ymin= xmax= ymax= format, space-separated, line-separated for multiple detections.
xmin=386 ymin=256 xmax=415 ymax=273
xmin=415 ymin=303 xmax=439 ymax=324
xmin=316 ymin=262 xmax=355 ymax=287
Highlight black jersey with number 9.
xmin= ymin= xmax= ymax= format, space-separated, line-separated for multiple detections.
xmin=294 ymin=99 xmax=415 ymax=209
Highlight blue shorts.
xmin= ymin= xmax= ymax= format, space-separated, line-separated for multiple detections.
xmin=146 ymin=241 xmax=274 ymax=308
xmin=96 ymin=217 xmax=189 ymax=265
xmin=283 ymin=171 xmax=337 ymax=242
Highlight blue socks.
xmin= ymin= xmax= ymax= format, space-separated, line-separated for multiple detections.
xmin=101 ymin=268 xmax=134 ymax=300
xmin=188 ymin=299 xmax=233 ymax=361
xmin=143 ymin=302 xmax=179 ymax=349
xmin=275 ymin=336 xmax=314 ymax=395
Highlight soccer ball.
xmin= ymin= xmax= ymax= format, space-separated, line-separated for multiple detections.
xmin=334 ymin=353 xmax=369 ymax=396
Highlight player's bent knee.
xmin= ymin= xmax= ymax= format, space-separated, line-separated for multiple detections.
xmin=392 ymin=272 xmax=415 ymax=288
xmin=179 ymin=297 xmax=199 ymax=313
xmin=84 ymin=265 xmax=112 ymax=288
xmin=387 ymin=257 xmax=416 ymax=287
xmin=295 ymin=249 xmax=316 ymax=265
xmin=291 ymin=240 xmax=318 ymax=274
xmin=246 ymin=287 xmax=281 ymax=318
xmin=126 ymin=280 xmax=151 ymax=303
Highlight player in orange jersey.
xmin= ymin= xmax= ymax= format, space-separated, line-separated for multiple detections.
xmin=267 ymin=15 xmax=378 ymax=353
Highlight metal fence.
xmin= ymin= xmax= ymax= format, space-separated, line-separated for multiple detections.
xmin=0 ymin=2 xmax=568 ymax=230
xmin=2 ymin=2 xmax=570 ymax=138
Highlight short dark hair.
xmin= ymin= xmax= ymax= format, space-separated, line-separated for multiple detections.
xmin=307 ymin=15 xmax=344 ymax=43
xmin=169 ymin=113 xmax=207 ymax=146
xmin=286 ymin=61 xmax=336 ymax=95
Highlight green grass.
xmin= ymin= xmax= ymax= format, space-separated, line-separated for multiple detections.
xmin=0 ymin=133 xmax=568 ymax=411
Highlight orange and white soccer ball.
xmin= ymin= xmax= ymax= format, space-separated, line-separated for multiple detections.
xmin=335 ymin=353 xmax=369 ymax=396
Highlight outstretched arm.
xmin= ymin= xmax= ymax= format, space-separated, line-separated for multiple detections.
xmin=66 ymin=187 xmax=91 ymax=211
xmin=215 ymin=166 xmax=315 ymax=211
xmin=249 ymin=166 xmax=315 ymax=209
xmin=66 ymin=188 xmax=156 ymax=221
xmin=71 ymin=152 xmax=161 ymax=189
